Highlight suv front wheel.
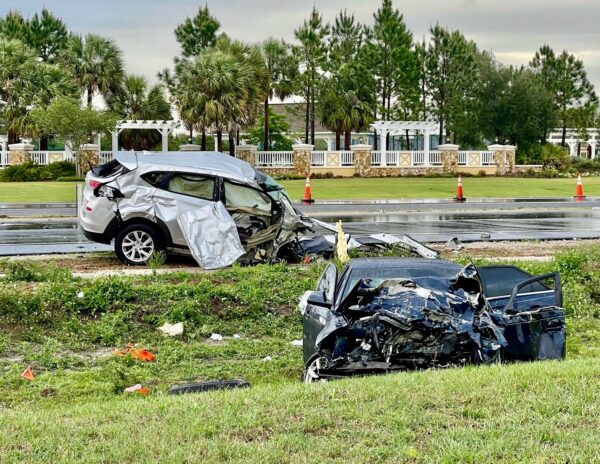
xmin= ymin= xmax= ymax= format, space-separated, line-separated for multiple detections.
xmin=115 ymin=223 xmax=164 ymax=266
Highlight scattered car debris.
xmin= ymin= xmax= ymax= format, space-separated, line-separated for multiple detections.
xmin=124 ymin=384 xmax=150 ymax=395
xmin=210 ymin=333 xmax=224 ymax=341
xmin=159 ymin=322 xmax=184 ymax=337
xmin=302 ymin=258 xmax=566 ymax=383
xmin=233 ymin=334 xmax=241 ymax=339
xmin=76 ymin=291 xmax=85 ymax=299
xmin=113 ymin=346 xmax=156 ymax=362
xmin=262 ymin=356 xmax=272 ymax=362
xmin=445 ymin=236 xmax=464 ymax=251
xmin=168 ymin=379 xmax=250 ymax=395
xmin=290 ymin=339 xmax=303 ymax=346
xmin=20 ymin=365 xmax=34 ymax=381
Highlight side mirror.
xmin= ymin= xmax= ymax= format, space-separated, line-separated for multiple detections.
xmin=306 ymin=291 xmax=332 ymax=309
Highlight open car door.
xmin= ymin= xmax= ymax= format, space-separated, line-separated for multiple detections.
xmin=478 ymin=265 xmax=566 ymax=361
xmin=302 ymin=263 xmax=337 ymax=363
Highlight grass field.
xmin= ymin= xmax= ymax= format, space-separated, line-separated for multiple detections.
xmin=1 ymin=245 xmax=600 ymax=461
xmin=1 ymin=176 xmax=599 ymax=203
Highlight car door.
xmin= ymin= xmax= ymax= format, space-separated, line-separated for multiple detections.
xmin=149 ymin=172 xmax=218 ymax=247
xmin=303 ymin=263 xmax=337 ymax=362
xmin=221 ymin=179 xmax=283 ymax=248
xmin=479 ymin=265 xmax=565 ymax=361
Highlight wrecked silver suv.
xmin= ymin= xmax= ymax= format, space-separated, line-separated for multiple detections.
xmin=301 ymin=258 xmax=566 ymax=383
xmin=79 ymin=151 xmax=309 ymax=267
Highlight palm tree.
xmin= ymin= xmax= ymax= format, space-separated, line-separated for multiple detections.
xmin=62 ymin=33 xmax=124 ymax=108
xmin=107 ymin=75 xmax=171 ymax=150
xmin=260 ymin=38 xmax=297 ymax=150
xmin=173 ymin=38 xmax=268 ymax=155
xmin=0 ymin=38 xmax=76 ymax=145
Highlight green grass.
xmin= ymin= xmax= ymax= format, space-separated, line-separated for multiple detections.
xmin=0 ymin=181 xmax=79 ymax=203
xmin=280 ymin=176 xmax=600 ymax=200
xmin=1 ymin=246 xmax=600 ymax=462
xmin=1 ymin=177 xmax=600 ymax=203
xmin=2 ymin=358 xmax=600 ymax=463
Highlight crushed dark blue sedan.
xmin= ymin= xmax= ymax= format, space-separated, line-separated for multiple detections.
xmin=301 ymin=258 xmax=566 ymax=383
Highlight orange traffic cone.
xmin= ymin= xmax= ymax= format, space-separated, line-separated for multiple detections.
xmin=455 ymin=175 xmax=466 ymax=202
xmin=302 ymin=175 xmax=314 ymax=204
xmin=574 ymin=174 xmax=585 ymax=201
xmin=21 ymin=365 xmax=34 ymax=381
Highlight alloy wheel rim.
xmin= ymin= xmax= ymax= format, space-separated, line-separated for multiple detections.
xmin=122 ymin=230 xmax=154 ymax=263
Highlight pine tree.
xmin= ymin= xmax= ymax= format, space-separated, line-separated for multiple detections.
xmin=294 ymin=7 xmax=328 ymax=145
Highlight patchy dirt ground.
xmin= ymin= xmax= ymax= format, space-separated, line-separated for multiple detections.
xmin=432 ymin=239 xmax=599 ymax=260
xmin=2 ymin=239 xmax=597 ymax=274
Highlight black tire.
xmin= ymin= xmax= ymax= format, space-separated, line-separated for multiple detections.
xmin=114 ymin=223 xmax=164 ymax=266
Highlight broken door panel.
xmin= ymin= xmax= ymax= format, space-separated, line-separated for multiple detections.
xmin=177 ymin=201 xmax=245 ymax=269
xmin=153 ymin=173 xmax=217 ymax=246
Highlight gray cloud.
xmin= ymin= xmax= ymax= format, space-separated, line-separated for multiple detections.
xmin=5 ymin=0 xmax=600 ymax=89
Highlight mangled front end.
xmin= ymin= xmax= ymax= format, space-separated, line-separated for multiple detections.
xmin=307 ymin=265 xmax=505 ymax=381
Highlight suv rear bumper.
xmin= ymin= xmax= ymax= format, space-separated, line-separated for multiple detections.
xmin=81 ymin=227 xmax=113 ymax=245
xmin=80 ymin=217 xmax=120 ymax=245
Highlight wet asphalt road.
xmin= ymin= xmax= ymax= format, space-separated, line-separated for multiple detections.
xmin=1 ymin=199 xmax=599 ymax=256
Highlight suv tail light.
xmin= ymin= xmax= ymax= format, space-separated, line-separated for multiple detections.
xmin=89 ymin=179 xmax=102 ymax=189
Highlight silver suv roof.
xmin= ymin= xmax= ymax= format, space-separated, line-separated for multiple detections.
xmin=115 ymin=151 xmax=258 ymax=185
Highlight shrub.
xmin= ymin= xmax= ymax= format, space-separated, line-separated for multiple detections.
xmin=43 ymin=161 xmax=76 ymax=179
xmin=0 ymin=160 xmax=76 ymax=182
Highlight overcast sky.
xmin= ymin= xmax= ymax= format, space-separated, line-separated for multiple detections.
xmin=5 ymin=0 xmax=600 ymax=90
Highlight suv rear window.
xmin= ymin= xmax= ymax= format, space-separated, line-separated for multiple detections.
xmin=92 ymin=159 xmax=127 ymax=178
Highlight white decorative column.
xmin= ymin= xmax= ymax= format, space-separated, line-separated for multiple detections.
xmin=566 ymin=137 xmax=578 ymax=158
xmin=424 ymin=129 xmax=430 ymax=165
xmin=160 ymin=128 xmax=169 ymax=152
xmin=111 ymin=131 xmax=119 ymax=154
xmin=380 ymin=129 xmax=389 ymax=167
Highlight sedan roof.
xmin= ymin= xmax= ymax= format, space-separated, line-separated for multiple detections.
xmin=116 ymin=151 xmax=258 ymax=185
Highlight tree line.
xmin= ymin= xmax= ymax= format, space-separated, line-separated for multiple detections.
xmin=0 ymin=2 xmax=598 ymax=158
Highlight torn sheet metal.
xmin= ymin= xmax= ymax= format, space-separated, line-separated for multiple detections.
xmin=303 ymin=258 xmax=566 ymax=382
xmin=296 ymin=232 xmax=438 ymax=259
xmin=177 ymin=202 xmax=245 ymax=269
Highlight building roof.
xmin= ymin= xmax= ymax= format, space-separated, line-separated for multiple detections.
xmin=270 ymin=103 xmax=329 ymax=134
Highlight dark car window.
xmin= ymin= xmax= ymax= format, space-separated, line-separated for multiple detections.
xmin=479 ymin=266 xmax=547 ymax=298
xmin=91 ymin=159 xmax=128 ymax=178
xmin=166 ymin=174 xmax=215 ymax=200
xmin=141 ymin=172 xmax=169 ymax=187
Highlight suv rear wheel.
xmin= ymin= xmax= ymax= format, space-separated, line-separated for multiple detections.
xmin=115 ymin=223 xmax=164 ymax=266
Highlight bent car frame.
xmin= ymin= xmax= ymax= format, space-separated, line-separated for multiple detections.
xmin=301 ymin=257 xmax=566 ymax=383
xmin=79 ymin=151 xmax=310 ymax=267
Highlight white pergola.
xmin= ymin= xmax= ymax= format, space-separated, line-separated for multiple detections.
xmin=111 ymin=120 xmax=180 ymax=153
xmin=547 ymin=128 xmax=598 ymax=158
xmin=370 ymin=120 xmax=438 ymax=166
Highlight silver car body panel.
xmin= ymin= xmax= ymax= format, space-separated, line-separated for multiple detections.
xmin=177 ymin=201 xmax=246 ymax=269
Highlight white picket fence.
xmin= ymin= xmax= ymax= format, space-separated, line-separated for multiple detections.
xmin=31 ymin=151 xmax=49 ymax=164
xmin=458 ymin=151 xmax=468 ymax=165
xmin=0 ymin=151 xmax=9 ymax=167
xmin=429 ymin=151 xmax=442 ymax=165
xmin=480 ymin=151 xmax=494 ymax=165
xmin=311 ymin=151 xmax=326 ymax=166
xmin=100 ymin=151 xmax=114 ymax=164
xmin=256 ymin=151 xmax=294 ymax=167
